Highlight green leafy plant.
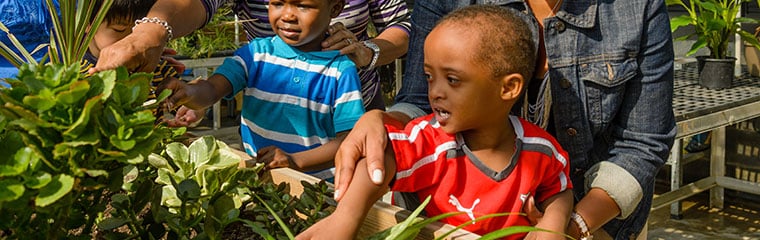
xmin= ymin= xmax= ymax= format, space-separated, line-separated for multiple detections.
xmin=145 ymin=136 xmax=255 ymax=239
xmin=0 ymin=0 xmax=183 ymax=238
xmin=168 ymin=5 xmax=241 ymax=59
xmin=668 ymin=0 xmax=760 ymax=58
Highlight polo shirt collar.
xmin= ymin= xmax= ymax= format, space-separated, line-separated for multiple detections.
xmin=272 ymin=35 xmax=341 ymax=60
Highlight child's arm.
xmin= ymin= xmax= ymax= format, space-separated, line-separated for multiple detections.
xmin=525 ymin=190 xmax=573 ymax=240
xmin=295 ymin=144 xmax=397 ymax=240
xmin=159 ymin=74 xmax=232 ymax=110
xmin=257 ymin=131 xmax=349 ymax=171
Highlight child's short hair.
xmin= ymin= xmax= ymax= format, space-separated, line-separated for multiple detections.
xmin=94 ymin=0 xmax=156 ymax=24
xmin=438 ymin=5 xmax=537 ymax=83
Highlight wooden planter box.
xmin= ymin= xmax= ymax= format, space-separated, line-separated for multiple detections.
xmin=233 ymin=150 xmax=480 ymax=239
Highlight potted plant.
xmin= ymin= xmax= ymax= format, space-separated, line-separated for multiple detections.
xmin=668 ymin=0 xmax=760 ymax=89
xmin=744 ymin=26 xmax=760 ymax=76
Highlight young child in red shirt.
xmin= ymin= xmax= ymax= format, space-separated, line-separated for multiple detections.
xmin=297 ymin=5 xmax=573 ymax=240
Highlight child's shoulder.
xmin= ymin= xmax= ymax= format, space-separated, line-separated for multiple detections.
xmin=512 ymin=115 xmax=557 ymax=140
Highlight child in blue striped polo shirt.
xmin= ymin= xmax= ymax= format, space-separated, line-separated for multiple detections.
xmin=159 ymin=0 xmax=364 ymax=180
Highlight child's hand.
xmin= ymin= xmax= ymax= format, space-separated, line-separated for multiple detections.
xmin=257 ymin=146 xmax=295 ymax=169
xmin=523 ymin=195 xmax=543 ymax=225
xmin=295 ymin=214 xmax=358 ymax=240
xmin=164 ymin=106 xmax=206 ymax=128
xmin=156 ymin=77 xmax=188 ymax=108
xmin=524 ymin=229 xmax=565 ymax=240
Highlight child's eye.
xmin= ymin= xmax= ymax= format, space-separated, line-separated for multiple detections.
xmin=423 ymin=72 xmax=432 ymax=82
xmin=447 ymin=76 xmax=460 ymax=84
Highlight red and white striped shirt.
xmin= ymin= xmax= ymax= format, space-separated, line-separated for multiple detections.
xmin=386 ymin=114 xmax=571 ymax=237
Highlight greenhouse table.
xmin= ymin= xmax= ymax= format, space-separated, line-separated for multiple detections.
xmin=652 ymin=65 xmax=760 ymax=218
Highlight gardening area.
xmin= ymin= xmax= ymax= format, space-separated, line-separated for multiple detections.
xmin=5 ymin=0 xmax=760 ymax=239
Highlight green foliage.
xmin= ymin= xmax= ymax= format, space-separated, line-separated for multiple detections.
xmin=240 ymin=179 xmax=336 ymax=239
xmin=146 ymin=136 xmax=252 ymax=239
xmin=668 ymin=0 xmax=760 ymax=58
xmin=168 ymin=5 xmax=241 ymax=59
xmin=0 ymin=63 xmax=179 ymax=238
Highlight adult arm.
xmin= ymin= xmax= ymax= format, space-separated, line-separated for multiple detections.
xmin=333 ymin=0 xmax=438 ymax=200
xmin=573 ymin=0 xmax=676 ymax=235
xmin=323 ymin=0 xmax=411 ymax=68
xmin=89 ymin=0 xmax=221 ymax=73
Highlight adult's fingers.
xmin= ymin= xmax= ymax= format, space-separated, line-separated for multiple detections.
xmin=334 ymin=139 xmax=361 ymax=201
xmin=333 ymin=110 xmax=389 ymax=201
xmin=322 ymin=22 xmax=356 ymax=51
xmin=89 ymin=32 xmax=165 ymax=74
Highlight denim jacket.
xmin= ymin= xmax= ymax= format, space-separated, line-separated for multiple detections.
xmin=390 ymin=0 xmax=676 ymax=238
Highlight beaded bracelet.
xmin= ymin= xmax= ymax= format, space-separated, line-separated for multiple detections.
xmin=571 ymin=212 xmax=593 ymax=240
xmin=133 ymin=17 xmax=174 ymax=42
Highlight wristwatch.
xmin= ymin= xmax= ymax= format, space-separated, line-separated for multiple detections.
xmin=361 ymin=40 xmax=380 ymax=71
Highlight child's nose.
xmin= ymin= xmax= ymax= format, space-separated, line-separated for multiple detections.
xmin=428 ymin=80 xmax=444 ymax=100
xmin=281 ymin=6 xmax=297 ymax=21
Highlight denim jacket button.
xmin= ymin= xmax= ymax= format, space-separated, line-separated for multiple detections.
xmin=566 ymin=127 xmax=578 ymax=136
xmin=560 ymin=78 xmax=572 ymax=89
xmin=554 ymin=21 xmax=566 ymax=32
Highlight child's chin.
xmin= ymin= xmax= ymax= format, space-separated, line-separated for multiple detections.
xmin=440 ymin=125 xmax=458 ymax=134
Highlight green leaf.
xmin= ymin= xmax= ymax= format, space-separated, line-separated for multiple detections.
xmin=188 ymin=136 xmax=216 ymax=166
xmin=0 ymin=179 xmax=25 ymax=202
xmin=149 ymin=153 xmax=172 ymax=170
xmin=109 ymin=134 xmax=136 ymax=151
xmin=56 ymin=80 xmax=90 ymax=105
xmin=177 ymin=179 xmax=201 ymax=201
xmin=0 ymin=147 xmax=33 ymax=177
xmin=165 ymin=142 xmax=189 ymax=166
xmin=85 ymin=169 xmax=109 ymax=177
xmin=160 ymin=185 xmax=181 ymax=208
xmin=35 ymin=174 xmax=75 ymax=207
xmin=97 ymin=217 xmax=130 ymax=231
xmin=63 ymin=95 xmax=102 ymax=138
xmin=156 ymin=168 xmax=176 ymax=185
xmin=24 ymin=171 xmax=52 ymax=189
xmin=478 ymin=226 xmax=552 ymax=240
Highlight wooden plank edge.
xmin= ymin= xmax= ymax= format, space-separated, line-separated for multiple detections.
xmin=651 ymin=177 xmax=717 ymax=211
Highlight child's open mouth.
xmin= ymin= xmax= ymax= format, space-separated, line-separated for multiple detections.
xmin=434 ymin=107 xmax=451 ymax=122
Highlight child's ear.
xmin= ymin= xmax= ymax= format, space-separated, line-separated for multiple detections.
xmin=330 ymin=0 xmax=346 ymax=18
xmin=500 ymin=73 xmax=524 ymax=101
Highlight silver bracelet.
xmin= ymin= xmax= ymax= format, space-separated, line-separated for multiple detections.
xmin=133 ymin=17 xmax=174 ymax=42
xmin=361 ymin=40 xmax=380 ymax=71
xmin=571 ymin=212 xmax=593 ymax=240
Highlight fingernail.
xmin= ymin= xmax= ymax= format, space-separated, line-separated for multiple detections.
xmin=334 ymin=190 xmax=341 ymax=199
xmin=372 ymin=169 xmax=383 ymax=184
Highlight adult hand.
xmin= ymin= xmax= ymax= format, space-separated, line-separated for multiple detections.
xmin=88 ymin=24 xmax=168 ymax=74
xmin=257 ymin=146 xmax=294 ymax=170
xmin=333 ymin=110 xmax=392 ymax=200
xmin=162 ymin=48 xmax=186 ymax=74
xmin=322 ymin=22 xmax=374 ymax=68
